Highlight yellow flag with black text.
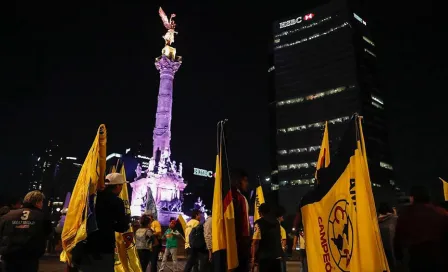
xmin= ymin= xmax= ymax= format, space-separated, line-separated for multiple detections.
xmin=254 ymin=186 xmax=265 ymax=222
xmin=114 ymin=164 xmax=143 ymax=272
xmin=301 ymin=116 xmax=389 ymax=272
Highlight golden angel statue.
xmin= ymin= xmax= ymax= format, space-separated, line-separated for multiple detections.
xmin=159 ymin=7 xmax=177 ymax=46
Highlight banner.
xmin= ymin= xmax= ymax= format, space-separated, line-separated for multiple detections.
xmin=114 ymin=165 xmax=142 ymax=272
xmin=301 ymin=116 xmax=389 ymax=272
xmin=253 ymin=186 xmax=265 ymax=222
xmin=61 ymin=124 xmax=107 ymax=264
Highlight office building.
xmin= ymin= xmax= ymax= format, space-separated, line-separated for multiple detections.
xmin=269 ymin=0 xmax=396 ymax=212
xmin=28 ymin=140 xmax=61 ymax=195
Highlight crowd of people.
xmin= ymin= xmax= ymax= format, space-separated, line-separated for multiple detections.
xmin=375 ymin=186 xmax=448 ymax=271
xmin=0 ymin=169 xmax=447 ymax=272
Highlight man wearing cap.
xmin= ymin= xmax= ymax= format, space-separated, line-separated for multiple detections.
xmin=77 ymin=173 xmax=130 ymax=272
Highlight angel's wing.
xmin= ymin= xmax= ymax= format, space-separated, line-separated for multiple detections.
xmin=159 ymin=7 xmax=171 ymax=29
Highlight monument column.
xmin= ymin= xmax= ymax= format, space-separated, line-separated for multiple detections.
xmin=153 ymin=52 xmax=182 ymax=158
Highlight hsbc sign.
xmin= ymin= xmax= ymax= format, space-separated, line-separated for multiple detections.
xmin=279 ymin=13 xmax=314 ymax=29
xmin=194 ymin=168 xmax=213 ymax=178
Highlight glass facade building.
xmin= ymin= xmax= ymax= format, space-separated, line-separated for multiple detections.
xmin=269 ymin=0 xmax=396 ymax=213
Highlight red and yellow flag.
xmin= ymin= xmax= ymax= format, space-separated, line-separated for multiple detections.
xmin=212 ymin=123 xmax=238 ymax=270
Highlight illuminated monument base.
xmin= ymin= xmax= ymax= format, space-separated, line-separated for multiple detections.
xmin=130 ymin=164 xmax=186 ymax=225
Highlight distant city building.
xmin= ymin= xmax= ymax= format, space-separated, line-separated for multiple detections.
xmin=269 ymin=0 xmax=396 ymax=213
xmin=53 ymin=156 xmax=82 ymax=201
xmin=28 ymin=140 xmax=61 ymax=196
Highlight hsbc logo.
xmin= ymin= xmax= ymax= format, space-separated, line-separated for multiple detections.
xmin=304 ymin=13 xmax=314 ymax=20
xmin=279 ymin=13 xmax=314 ymax=29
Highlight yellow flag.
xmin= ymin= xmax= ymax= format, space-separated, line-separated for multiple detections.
xmin=253 ymin=186 xmax=265 ymax=222
xmin=61 ymin=124 xmax=107 ymax=264
xmin=301 ymin=116 xmax=389 ymax=272
xmin=439 ymin=177 xmax=448 ymax=201
xmin=212 ymin=123 xmax=238 ymax=270
xmin=315 ymin=121 xmax=330 ymax=181
xmin=177 ymin=214 xmax=187 ymax=234
xmin=114 ymin=165 xmax=143 ymax=272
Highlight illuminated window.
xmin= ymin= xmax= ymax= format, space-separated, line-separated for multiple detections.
xmin=371 ymin=95 xmax=383 ymax=105
xmin=290 ymin=179 xmax=314 ymax=185
xmin=278 ymin=161 xmax=319 ymax=172
xmin=278 ymin=116 xmax=351 ymax=134
xmin=364 ymin=48 xmax=376 ymax=57
xmin=275 ymin=22 xmax=349 ymax=50
xmin=380 ymin=161 xmax=393 ymax=170
xmin=271 ymin=184 xmax=280 ymax=191
xmin=372 ymin=101 xmax=383 ymax=109
xmin=389 ymin=180 xmax=395 ymax=186
xmin=268 ymin=66 xmax=275 ymax=73
xmin=363 ymin=36 xmax=375 ymax=46
xmin=278 ymin=145 xmax=321 ymax=155
xmin=353 ymin=13 xmax=367 ymax=25
xmin=277 ymin=86 xmax=355 ymax=107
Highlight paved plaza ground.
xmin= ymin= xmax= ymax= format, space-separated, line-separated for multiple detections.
xmin=39 ymin=255 xmax=303 ymax=272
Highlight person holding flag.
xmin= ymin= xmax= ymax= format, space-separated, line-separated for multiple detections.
xmin=60 ymin=124 xmax=110 ymax=270
xmin=78 ymin=172 xmax=130 ymax=271
xmin=300 ymin=115 xmax=389 ymax=272
xmin=114 ymin=164 xmax=143 ymax=272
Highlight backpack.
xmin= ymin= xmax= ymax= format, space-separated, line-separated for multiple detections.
xmin=189 ymin=224 xmax=206 ymax=250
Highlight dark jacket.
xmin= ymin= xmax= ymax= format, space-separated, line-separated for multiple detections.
xmin=394 ymin=203 xmax=448 ymax=271
xmin=0 ymin=204 xmax=52 ymax=260
xmin=255 ymin=215 xmax=283 ymax=261
xmin=378 ymin=214 xmax=398 ymax=269
xmin=86 ymin=189 xmax=130 ymax=254
xmin=232 ymin=188 xmax=250 ymax=258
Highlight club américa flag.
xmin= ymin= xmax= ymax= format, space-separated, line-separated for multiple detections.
xmin=212 ymin=121 xmax=238 ymax=271
xmin=315 ymin=121 xmax=330 ymax=182
xmin=301 ymin=116 xmax=389 ymax=272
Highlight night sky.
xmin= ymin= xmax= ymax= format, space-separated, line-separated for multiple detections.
xmin=1 ymin=1 xmax=446 ymax=201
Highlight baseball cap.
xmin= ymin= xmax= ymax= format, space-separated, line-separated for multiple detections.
xmin=105 ymin=173 xmax=129 ymax=185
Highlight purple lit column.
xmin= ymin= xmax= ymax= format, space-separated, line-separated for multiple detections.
xmin=153 ymin=55 xmax=182 ymax=157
